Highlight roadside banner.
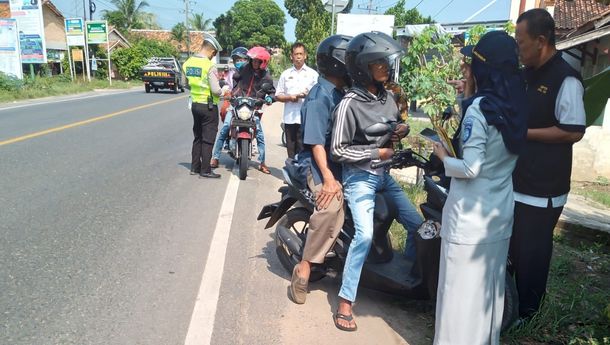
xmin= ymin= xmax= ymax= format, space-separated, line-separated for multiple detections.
xmin=86 ymin=21 xmax=108 ymax=44
xmin=9 ymin=0 xmax=47 ymax=63
xmin=0 ymin=18 xmax=23 ymax=79
xmin=65 ymin=18 xmax=85 ymax=46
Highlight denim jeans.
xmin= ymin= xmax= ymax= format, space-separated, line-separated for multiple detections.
xmin=339 ymin=165 xmax=423 ymax=302
xmin=212 ymin=110 xmax=266 ymax=163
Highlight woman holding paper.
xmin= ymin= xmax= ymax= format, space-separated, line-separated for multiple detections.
xmin=431 ymin=31 xmax=528 ymax=345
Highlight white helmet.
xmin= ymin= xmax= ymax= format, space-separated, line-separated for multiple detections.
xmin=203 ymin=33 xmax=222 ymax=52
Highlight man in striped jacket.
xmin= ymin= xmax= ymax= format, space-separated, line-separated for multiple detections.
xmin=330 ymin=31 xmax=423 ymax=332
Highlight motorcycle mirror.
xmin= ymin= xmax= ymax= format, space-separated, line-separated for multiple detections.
xmin=364 ymin=122 xmax=393 ymax=137
xmin=442 ymin=106 xmax=453 ymax=121
xmin=260 ymin=82 xmax=275 ymax=94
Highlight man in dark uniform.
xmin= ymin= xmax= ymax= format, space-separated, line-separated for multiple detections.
xmin=510 ymin=8 xmax=586 ymax=319
xmin=289 ymin=35 xmax=352 ymax=305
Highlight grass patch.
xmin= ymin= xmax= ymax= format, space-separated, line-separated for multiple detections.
xmin=503 ymin=240 xmax=610 ymax=344
xmin=0 ymin=75 xmax=137 ymax=103
xmin=391 ymin=181 xmax=610 ymax=344
xmin=573 ymin=177 xmax=610 ymax=209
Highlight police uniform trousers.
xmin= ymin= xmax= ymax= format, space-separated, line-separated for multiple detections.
xmin=433 ymin=238 xmax=509 ymax=345
xmin=302 ymin=172 xmax=344 ymax=263
xmin=191 ymin=102 xmax=219 ymax=174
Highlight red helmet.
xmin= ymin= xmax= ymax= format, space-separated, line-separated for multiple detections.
xmin=247 ymin=46 xmax=271 ymax=69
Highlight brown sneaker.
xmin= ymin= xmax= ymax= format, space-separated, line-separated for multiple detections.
xmin=258 ymin=163 xmax=270 ymax=174
xmin=289 ymin=265 xmax=308 ymax=304
xmin=210 ymin=158 xmax=219 ymax=168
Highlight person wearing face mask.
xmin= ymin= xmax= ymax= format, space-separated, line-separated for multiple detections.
xmin=330 ymin=31 xmax=423 ymax=332
xmin=182 ymin=33 xmax=226 ymax=179
xmin=211 ymin=47 xmax=249 ymax=168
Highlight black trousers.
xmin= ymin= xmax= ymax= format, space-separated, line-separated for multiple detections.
xmin=191 ymin=103 xmax=219 ymax=174
xmin=509 ymin=201 xmax=564 ymax=318
xmin=284 ymin=123 xmax=303 ymax=159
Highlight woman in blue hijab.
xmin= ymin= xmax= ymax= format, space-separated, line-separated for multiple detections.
xmin=432 ymin=30 xmax=527 ymax=345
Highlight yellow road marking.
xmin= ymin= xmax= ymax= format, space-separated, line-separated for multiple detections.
xmin=0 ymin=95 xmax=187 ymax=147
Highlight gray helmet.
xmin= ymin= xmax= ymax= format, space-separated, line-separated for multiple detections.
xmin=345 ymin=31 xmax=404 ymax=86
xmin=203 ymin=33 xmax=222 ymax=52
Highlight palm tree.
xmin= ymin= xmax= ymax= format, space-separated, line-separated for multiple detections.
xmin=108 ymin=0 xmax=149 ymax=31
xmin=171 ymin=22 xmax=187 ymax=50
xmin=189 ymin=13 xmax=212 ymax=31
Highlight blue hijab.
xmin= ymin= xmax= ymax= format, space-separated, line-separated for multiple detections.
xmin=461 ymin=31 xmax=528 ymax=155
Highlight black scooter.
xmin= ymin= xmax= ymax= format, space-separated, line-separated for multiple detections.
xmin=257 ymin=124 xmax=518 ymax=331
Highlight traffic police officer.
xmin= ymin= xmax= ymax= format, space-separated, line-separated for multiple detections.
xmin=183 ymin=33 xmax=225 ymax=178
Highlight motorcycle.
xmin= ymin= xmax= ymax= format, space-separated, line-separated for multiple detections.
xmin=257 ymin=123 xmax=519 ymax=332
xmin=228 ymin=83 xmax=275 ymax=180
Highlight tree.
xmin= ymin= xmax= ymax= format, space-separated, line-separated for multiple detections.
xmin=284 ymin=0 xmax=353 ymax=65
xmin=171 ymin=22 xmax=187 ymax=50
xmin=112 ymin=39 xmax=179 ymax=79
xmin=140 ymin=12 xmax=161 ymax=30
xmin=212 ymin=0 xmax=286 ymax=51
xmin=190 ymin=13 xmax=212 ymax=31
xmin=102 ymin=0 xmax=149 ymax=32
xmin=384 ymin=0 xmax=433 ymax=28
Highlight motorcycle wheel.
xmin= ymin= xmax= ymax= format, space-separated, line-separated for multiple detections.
xmin=501 ymin=271 xmax=519 ymax=332
xmin=238 ymin=138 xmax=248 ymax=180
xmin=275 ymin=208 xmax=325 ymax=282
xmin=145 ymin=84 xmax=150 ymax=93
xmin=173 ymin=83 xmax=178 ymax=94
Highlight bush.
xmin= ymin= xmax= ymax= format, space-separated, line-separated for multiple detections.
xmin=112 ymin=39 xmax=180 ymax=80
xmin=0 ymin=72 xmax=24 ymax=91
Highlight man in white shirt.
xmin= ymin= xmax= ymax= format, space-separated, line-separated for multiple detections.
xmin=275 ymin=43 xmax=319 ymax=158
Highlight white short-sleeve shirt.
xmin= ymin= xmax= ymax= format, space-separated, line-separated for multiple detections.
xmin=275 ymin=64 xmax=319 ymax=124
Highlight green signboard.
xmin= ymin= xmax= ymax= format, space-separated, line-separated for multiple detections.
xmin=86 ymin=21 xmax=108 ymax=44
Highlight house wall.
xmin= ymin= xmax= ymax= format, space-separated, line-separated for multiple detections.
xmin=572 ymin=35 xmax=610 ymax=181
xmin=42 ymin=5 xmax=66 ymax=51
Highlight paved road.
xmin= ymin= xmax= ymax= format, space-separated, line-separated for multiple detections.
xmin=0 ymin=90 xmax=432 ymax=345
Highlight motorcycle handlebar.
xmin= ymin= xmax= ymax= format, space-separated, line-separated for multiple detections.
xmin=371 ymin=158 xmax=394 ymax=169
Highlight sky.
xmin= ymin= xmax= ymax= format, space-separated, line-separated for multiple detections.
xmin=52 ymin=0 xmax=513 ymax=42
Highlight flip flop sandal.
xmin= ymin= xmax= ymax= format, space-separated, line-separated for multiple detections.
xmin=333 ymin=312 xmax=357 ymax=332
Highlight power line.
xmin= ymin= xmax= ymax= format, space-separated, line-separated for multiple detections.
xmin=433 ymin=0 xmax=454 ymax=19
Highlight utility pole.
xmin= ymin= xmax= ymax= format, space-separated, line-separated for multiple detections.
xmin=357 ymin=0 xmax=378 ymax=14
xmin=184 ymin=0 xmax=191 ymax=57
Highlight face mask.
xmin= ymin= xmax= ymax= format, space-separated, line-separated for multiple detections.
xmin=235 ymin=61 xmax=246 ymax=69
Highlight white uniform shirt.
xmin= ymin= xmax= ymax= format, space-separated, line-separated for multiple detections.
xmin=513 ymin=76 xmax=586 ymax=208
xmin=441 ymin=98 xmax=518 ymax=244
xmin=275 ymin=64 xmax=319 ymax=124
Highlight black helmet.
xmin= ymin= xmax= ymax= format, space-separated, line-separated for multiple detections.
xmin=230 ymin=47 xmax=248 ymax=61
xmin=345 ymin=31 xmax=405 ymax=86
xmin=316 ymin=34 xmax=352 ymax=79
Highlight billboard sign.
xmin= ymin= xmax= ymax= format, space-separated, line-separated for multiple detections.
xmin=0 ymin=18 xmax=23 ymax=79
xmin=336 ymin=14 xmax=395 ymax=37
xmin=9 ymin=0 xmax=47 ymax=63
xmin=86 ymin=21 xmax=108 ymax=44
xmin=65 ymin=18 xmax=85 ymax=46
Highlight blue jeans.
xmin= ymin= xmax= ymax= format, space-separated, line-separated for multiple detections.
xmin=212 ymin=111 xmax=266 ymax=163
xmin=339 ymin=165 xmax=423 ymax=302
